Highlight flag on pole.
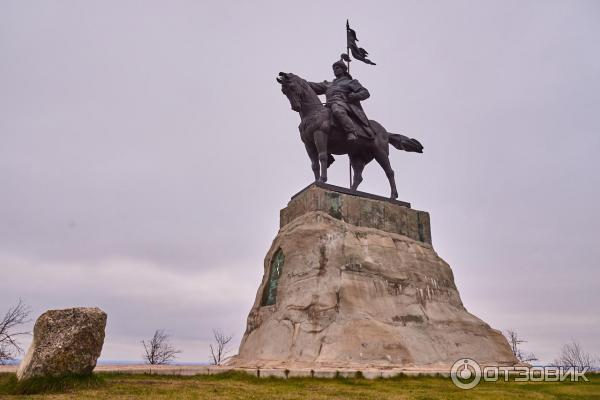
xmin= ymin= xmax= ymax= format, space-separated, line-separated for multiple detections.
xmin=346 ymin=20 xmax=376 ymax=65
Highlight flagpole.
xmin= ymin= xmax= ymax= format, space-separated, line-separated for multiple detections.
xmin=346 ymin=19 xmax=352 ymax=189
xmin=345 ymin=19 xmax=351 ymax=74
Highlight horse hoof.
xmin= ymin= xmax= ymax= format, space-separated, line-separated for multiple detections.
xmin=319 ymin=177 xmax=328 ymax=183
xmin=391 ymin=192 xmax=398 ymax=199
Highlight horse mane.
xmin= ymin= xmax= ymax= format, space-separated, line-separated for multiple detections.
xmin=287 ymin=74 xmax=320 ymax=103
xmin=288 ymin=73 xmax=311 ymax=89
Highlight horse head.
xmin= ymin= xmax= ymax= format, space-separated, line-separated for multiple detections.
xmin=276 ymin=72 xmax=307 ymax=112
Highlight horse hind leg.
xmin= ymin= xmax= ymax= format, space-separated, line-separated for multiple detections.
xmin=350 ymin=155 xmax=366 ymax=191
xmin=375 ymin=151 xmax=398 ymax=199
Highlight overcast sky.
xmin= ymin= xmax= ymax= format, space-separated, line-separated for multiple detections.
xmin=1 ymin=0 xmax=599 ymax=365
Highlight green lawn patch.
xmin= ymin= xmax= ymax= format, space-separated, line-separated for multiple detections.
xmin=0 ymin=371 xmax=598 ymax=399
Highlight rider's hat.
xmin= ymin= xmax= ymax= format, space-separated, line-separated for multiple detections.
xmin=332 ymin=58 xmax=348 ymax=71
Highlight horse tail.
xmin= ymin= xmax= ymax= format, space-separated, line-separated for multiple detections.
xmin=388 ymin=133 xmax=424 ymax=153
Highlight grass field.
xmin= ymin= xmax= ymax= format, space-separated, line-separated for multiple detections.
xmin=0 ymin=371 xmax=598 ymax=399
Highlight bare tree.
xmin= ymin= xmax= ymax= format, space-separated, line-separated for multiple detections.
xmin=505 ymin=329 xmax=538 ymax=363
xmin=553 ymin=341 xmax=598 ymax=370
xmin=209 ymin=329 xmax=233 ymax=365
xmin=0 ymin=299 xmax=31 ymax=365
xmin=142 ymin=330 xmax=181 ymax=365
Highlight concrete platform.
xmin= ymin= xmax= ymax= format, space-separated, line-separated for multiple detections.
xmin=1 ymin=364 xmax=452 ymax=379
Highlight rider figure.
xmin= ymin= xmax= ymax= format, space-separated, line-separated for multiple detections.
xmin=308 ymin=59 xmax=374 ymax=141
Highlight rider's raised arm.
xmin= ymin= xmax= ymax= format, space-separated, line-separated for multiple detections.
xmin=308 ymin=81 xmax=328 ymax=96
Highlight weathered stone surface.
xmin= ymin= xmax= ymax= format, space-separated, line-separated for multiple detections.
xmin=335 ymin=369 xmax=359 ymax=378
xmin=280 ymin=183 xmax=431 ymax=244
xmin=362 ymin=370 xmax=383 ymax=379
xmin=286 ymin=369 xmax=312 ymax=378
xmin=259 ymin=368 xmax=287 ymax=378
xmin=313 ymin=369 xmax=337 ymax=378
xmin=17 ymin=307 xmax=107 ymax=380
xmin=232 ymin=186 xmax=517 ymax=369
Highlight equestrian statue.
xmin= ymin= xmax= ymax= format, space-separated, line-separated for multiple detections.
xmin=276 ymin=57 xmax=423 ymax=199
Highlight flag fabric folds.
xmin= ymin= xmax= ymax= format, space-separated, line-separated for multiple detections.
xmin=346 ymin=20 xmax=376 ymax=65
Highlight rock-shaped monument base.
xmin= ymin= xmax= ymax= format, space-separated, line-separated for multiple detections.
xmin=17 ymin=307 xmax=107 ymax=380
xmin=232 ymin=183 xmax=516 ymax=369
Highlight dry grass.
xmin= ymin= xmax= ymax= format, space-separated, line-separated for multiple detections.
xmin=0 ymin=371 xmax=598 ymax=399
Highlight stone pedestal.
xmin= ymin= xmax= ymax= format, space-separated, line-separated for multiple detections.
xmin=232 ymin=184 xmax=516 ymax=369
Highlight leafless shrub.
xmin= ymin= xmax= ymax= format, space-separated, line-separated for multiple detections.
xmin=142 ymin=330 xmax=181 ymax=365
xmin=0 ymin=299 xmax=31 ymax=364
xmin=553 ymin=340 xmax=598 ymax=370
xmin=504 ymin=329 xmax=538 ymax=363
xmin=209 ymin=329 xmax=233 ymax=365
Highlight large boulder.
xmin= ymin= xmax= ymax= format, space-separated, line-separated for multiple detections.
xmin=17 ymin=307 xmax=107 ymax=380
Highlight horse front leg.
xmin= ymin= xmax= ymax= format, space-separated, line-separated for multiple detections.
xmin=304 ymin=142 xmax=320 ymax=181
xmin=314 ymin=130 xmax=329 ymax=182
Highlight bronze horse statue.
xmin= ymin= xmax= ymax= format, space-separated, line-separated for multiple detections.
xmin=276 ymin=72 xmax=423 ymax=199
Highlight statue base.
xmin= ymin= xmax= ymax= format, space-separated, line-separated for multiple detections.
xmin=231 ymin=184 xmax=516 ymax=368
